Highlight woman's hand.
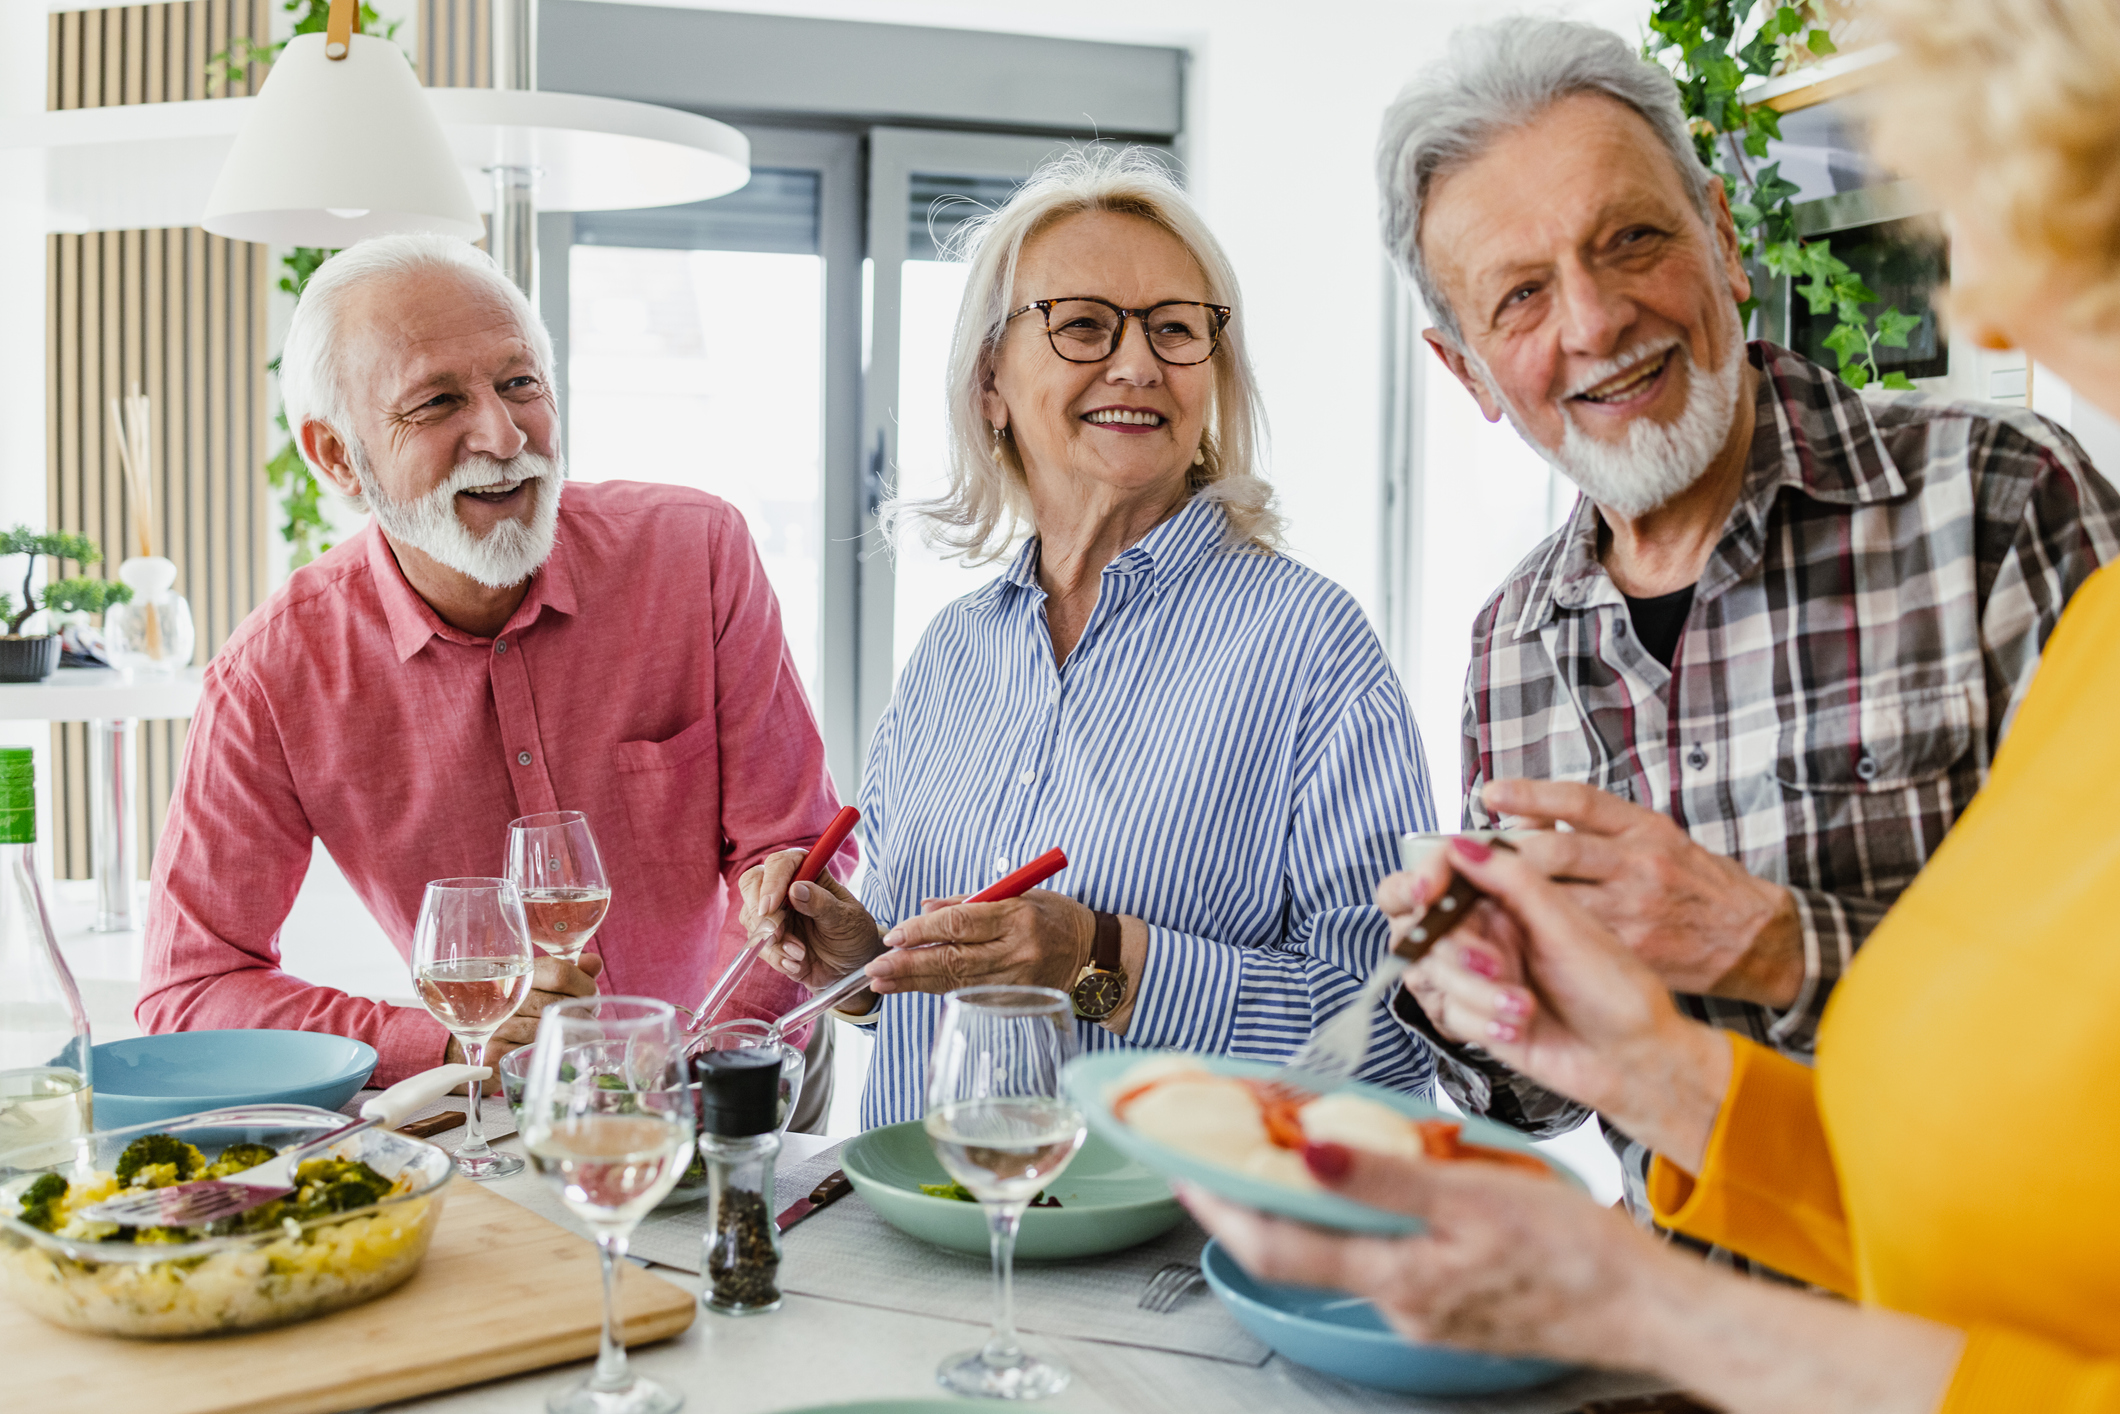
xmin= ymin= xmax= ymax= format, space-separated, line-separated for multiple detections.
xmin=1185 ymin=1145 xmax=1966 ymax=1414
xmin=863 ymin=888 xmax=1095 ymax=997
xmin=1183 ymin=1142 xmax=1681 ymax=1365
xmin=744 ymin=849 xmax=884 ymax=990
xmin=1383 ymin=837 xmax=1731 ymax=1170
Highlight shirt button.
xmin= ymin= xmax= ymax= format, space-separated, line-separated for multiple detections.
xmin=1017 ymin=769 xmax=1036 ymax=786
xmin=993 ymin=854 xmax=1010 ymax=873
xmin=517 ymin=750 xmax=533 ymax=766
xmin=1855 ymin=752 xmax=1880 ymax=782
xmin=495 ymin=639 xmax=508 ymax=654
xmin=1685 ymin=746 xmax=1708 ymax=770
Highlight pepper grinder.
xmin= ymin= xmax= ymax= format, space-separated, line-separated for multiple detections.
xmin=694 ymin=1047 xmax=784 ymax=1315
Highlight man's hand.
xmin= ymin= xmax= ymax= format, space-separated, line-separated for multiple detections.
xmin=444 ymin=952 xmax=602 ymax=1087
xmin=745 ymin=851 xmax=884 ymax=990
xmin=865 ymin=889 xmax=1095 ymax=998
xmin=1479 ymin=778 xmax=1805 ymax=1008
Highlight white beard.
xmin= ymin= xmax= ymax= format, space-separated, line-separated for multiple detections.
xmin=354 ymin=447 xmax=566 ymax=588
xmin=1477 ymin=320 xmax=1746 ymax=519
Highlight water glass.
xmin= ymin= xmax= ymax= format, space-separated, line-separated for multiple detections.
xmin=923 ymin=985 xmax=1087 ymax=1400
xmin=521 ymin=997 xmax=695 ymax=1414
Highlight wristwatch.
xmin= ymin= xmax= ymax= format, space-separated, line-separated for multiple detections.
xmin=1070 ymin=911 xmax=1127 ymax=1021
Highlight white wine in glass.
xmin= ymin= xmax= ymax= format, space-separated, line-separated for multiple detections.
xmin=923 ymin=985 xmax=1087 ymax=1401
xmin=508 ymin=810 xmax=612 ymax=964
xmin=413 ymin=877 xmax=534 ymax=1180
xmin=521 ymin=997 xmax=694 ymax=1414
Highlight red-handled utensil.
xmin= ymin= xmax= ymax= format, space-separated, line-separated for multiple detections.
xmin=690 ymin=806 xmax=862 ymax=1032
xmin=772 ymin=847 xmax=1070 ymax=1035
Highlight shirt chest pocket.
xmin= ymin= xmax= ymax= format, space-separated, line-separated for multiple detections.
xmin=1772 ymin=684 xmax=1978 ymax=893
xmin=616 ymin=717 xmax=721 ymax=869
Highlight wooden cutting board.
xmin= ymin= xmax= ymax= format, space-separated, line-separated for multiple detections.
xmin=4 ymin=1179 xmax=697 ymax=1414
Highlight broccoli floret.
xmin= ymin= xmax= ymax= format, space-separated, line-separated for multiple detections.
xmin=288 ymin=1157 xmax=391 ymax=1218
xmin=114 ymin=1134 xmax=207 ymax=1188
xmin=17 ymin=1173 xmax=67 ymax=1232
xmin=132 ymin=1225 xmax=193 ymax=1245
xmin=203 ymin=1142 xmax=280 ymax=1180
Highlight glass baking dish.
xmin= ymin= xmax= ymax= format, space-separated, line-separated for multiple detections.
xmin=0 ymin=1104 xmax=452 ymax=1338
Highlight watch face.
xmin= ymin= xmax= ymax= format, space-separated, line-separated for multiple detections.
xmin=1071 ymin=969 xmax=1125 ymax=1019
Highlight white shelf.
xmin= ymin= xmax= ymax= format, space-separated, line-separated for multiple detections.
xmin=0 ymin=666 xmax=203 ymax=722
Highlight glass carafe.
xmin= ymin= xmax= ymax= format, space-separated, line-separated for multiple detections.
xmin=0 ymin=748 xmax=91 ymax=1173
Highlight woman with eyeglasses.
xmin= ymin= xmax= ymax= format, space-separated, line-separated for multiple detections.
xmin=740 ymin=145 xmax=1438 ymax=1125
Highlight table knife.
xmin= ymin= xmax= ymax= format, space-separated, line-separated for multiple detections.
xmin=776 ymin=1169 xmax=852 ymax=1232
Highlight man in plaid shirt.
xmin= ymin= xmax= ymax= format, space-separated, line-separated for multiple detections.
xmin=1375 ymin=18 xmax=2120 ymax=1271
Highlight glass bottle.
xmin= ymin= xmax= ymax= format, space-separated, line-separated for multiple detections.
xmin=693 ymin=1048 xmax=784 ymax=1315
xmin=0 ymin=747 xmax=91 ymax=1172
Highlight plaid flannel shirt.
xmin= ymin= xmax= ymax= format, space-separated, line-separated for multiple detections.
xmin=1415 ymin=343 xmax=2120 ymax=1269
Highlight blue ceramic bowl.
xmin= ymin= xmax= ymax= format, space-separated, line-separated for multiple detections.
xmin=1201 ymin=1238 xmax=1570 ymax=1396
xmin=90 ymin=1030 xmax=377 ymax=1130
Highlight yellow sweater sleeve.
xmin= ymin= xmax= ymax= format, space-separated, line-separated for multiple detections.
xmin=1644 ymin=1033 xmax=1857 ymax=1296
xmin=1941 ymin=1327 xmax=2120 ymax=1413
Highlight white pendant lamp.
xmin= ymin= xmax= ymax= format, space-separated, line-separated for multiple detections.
xmin=200 ymin=1 xmax=482 ymax=246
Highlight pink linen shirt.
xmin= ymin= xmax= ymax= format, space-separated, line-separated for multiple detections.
xmin=139 ymin=480 xmax=850 ymax=1085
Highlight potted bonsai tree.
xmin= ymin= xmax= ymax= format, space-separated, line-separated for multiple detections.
xmin=0 ymin=527 xmax=109 ymax=682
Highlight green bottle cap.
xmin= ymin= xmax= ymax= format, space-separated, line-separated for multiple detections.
xmin=0 ymin=747 xmax=36 ymax=844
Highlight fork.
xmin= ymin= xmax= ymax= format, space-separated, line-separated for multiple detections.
xmin=1138 ymin=1262 xmax=1205 ymax=1313
xmin=1278 ymin=841 xmax=1512 ymax=1094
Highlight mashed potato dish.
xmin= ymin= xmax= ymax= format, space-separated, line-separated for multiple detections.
xmin=1109 ymin=1056 xmax=1553 ymax=1190
xmin=1 ymin=1128 xmax=448 ymax=1338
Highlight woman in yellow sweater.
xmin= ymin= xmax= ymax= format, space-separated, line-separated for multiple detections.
xmin=1186 ymin=2 xmax=2120 ymax=1409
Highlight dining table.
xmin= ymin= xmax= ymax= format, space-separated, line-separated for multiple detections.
xmin=345 ymin=1089 xmax=1671 ymax=1414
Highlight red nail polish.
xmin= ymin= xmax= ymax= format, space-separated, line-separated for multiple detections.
xmin=1451 ymin=836 xmax=1493 ymax=863
xmin=1302 ymin=1141 xmax=1353 ymax=1183
xmin=1459 ymin=947 xmax=1499 ymax=979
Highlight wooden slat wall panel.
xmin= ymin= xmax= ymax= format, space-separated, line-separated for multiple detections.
xmin=422 ymin=0 xmax=490 ymax=89
xmin=45 ymin=3 xmax=271 ymax=880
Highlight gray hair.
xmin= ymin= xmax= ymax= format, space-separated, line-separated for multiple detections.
xmin=1377 ymin=17 xmax=1716 ymax=344
xmin=280 ymin=234 xmax=551 ymax=483
xmin=890 ymin=144 xmax=1281 ymax=563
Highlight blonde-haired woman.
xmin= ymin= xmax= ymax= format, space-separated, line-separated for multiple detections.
xmin=1187 ymin=5 xmax=2120 ymax=1412
xmin=743 ymin=146 xmax=1437 ymax=1127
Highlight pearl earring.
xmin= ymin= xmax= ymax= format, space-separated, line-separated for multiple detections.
xmin=1193 ymin=445 xmax=1207 ymax=467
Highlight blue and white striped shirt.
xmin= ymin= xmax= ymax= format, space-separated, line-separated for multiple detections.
xmin=856 ymin=494 xmax=1439 ymax=1127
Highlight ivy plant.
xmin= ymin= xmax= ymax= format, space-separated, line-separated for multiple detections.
xmin=1644 ymin=0 xmax=1919 ymax=390
xmin=210 ymin=2 xmax=404 ymax=567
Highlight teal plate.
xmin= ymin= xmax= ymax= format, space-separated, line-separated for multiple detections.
xmin=839 ymin=1120 xmax=1184 ymax=1260
xmin=1061 ymin=1050 xmax=1580 ymax=1236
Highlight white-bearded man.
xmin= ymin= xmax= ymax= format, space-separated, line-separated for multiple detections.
xmin=138 ymin=235 xmax=850 ymax=1128
xmin=1374 ymin=17 xmax=2120 ymax=1273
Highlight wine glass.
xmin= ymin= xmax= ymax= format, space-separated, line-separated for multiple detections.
xmin=412 ymin=877 xmax=535 ymax=1180
xmin=923 ymin=985 xmax=1088 ymax=1400
xmin=507 ymin=811 xmax=613 ymax=965
xmin=520 ymin=997 xmax=696 ymax=1414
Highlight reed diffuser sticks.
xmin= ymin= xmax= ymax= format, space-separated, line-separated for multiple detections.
xmin=108 ymin=384 xmax=156 ymax=561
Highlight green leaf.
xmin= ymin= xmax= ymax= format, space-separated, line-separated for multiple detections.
xmin=1776 ymin=4 xmax=1807 ymax=35
xmin=1821 ymin=322 xmax=1868 ymax=367
xmin=1841 ymin=361 xmax=1871 ymax=390
xmin=1806 ymin=26 xmax=1837 ymax=55
xmin=1880 ymin=372 xmax=1918 ymax=390
xmin=1875 ymin=307 xmax=1923 ymax=349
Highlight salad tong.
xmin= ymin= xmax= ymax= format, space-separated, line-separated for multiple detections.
xmin=686 ymin=806 xmax=861 ymax=1037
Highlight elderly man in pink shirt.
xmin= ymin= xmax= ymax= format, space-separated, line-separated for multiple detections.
xmin=138 ymin=234 xmax=849 ymax=1124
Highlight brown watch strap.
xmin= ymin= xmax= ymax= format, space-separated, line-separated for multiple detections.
xmin=1090 ymin=911 xmax=1122 ymax=971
